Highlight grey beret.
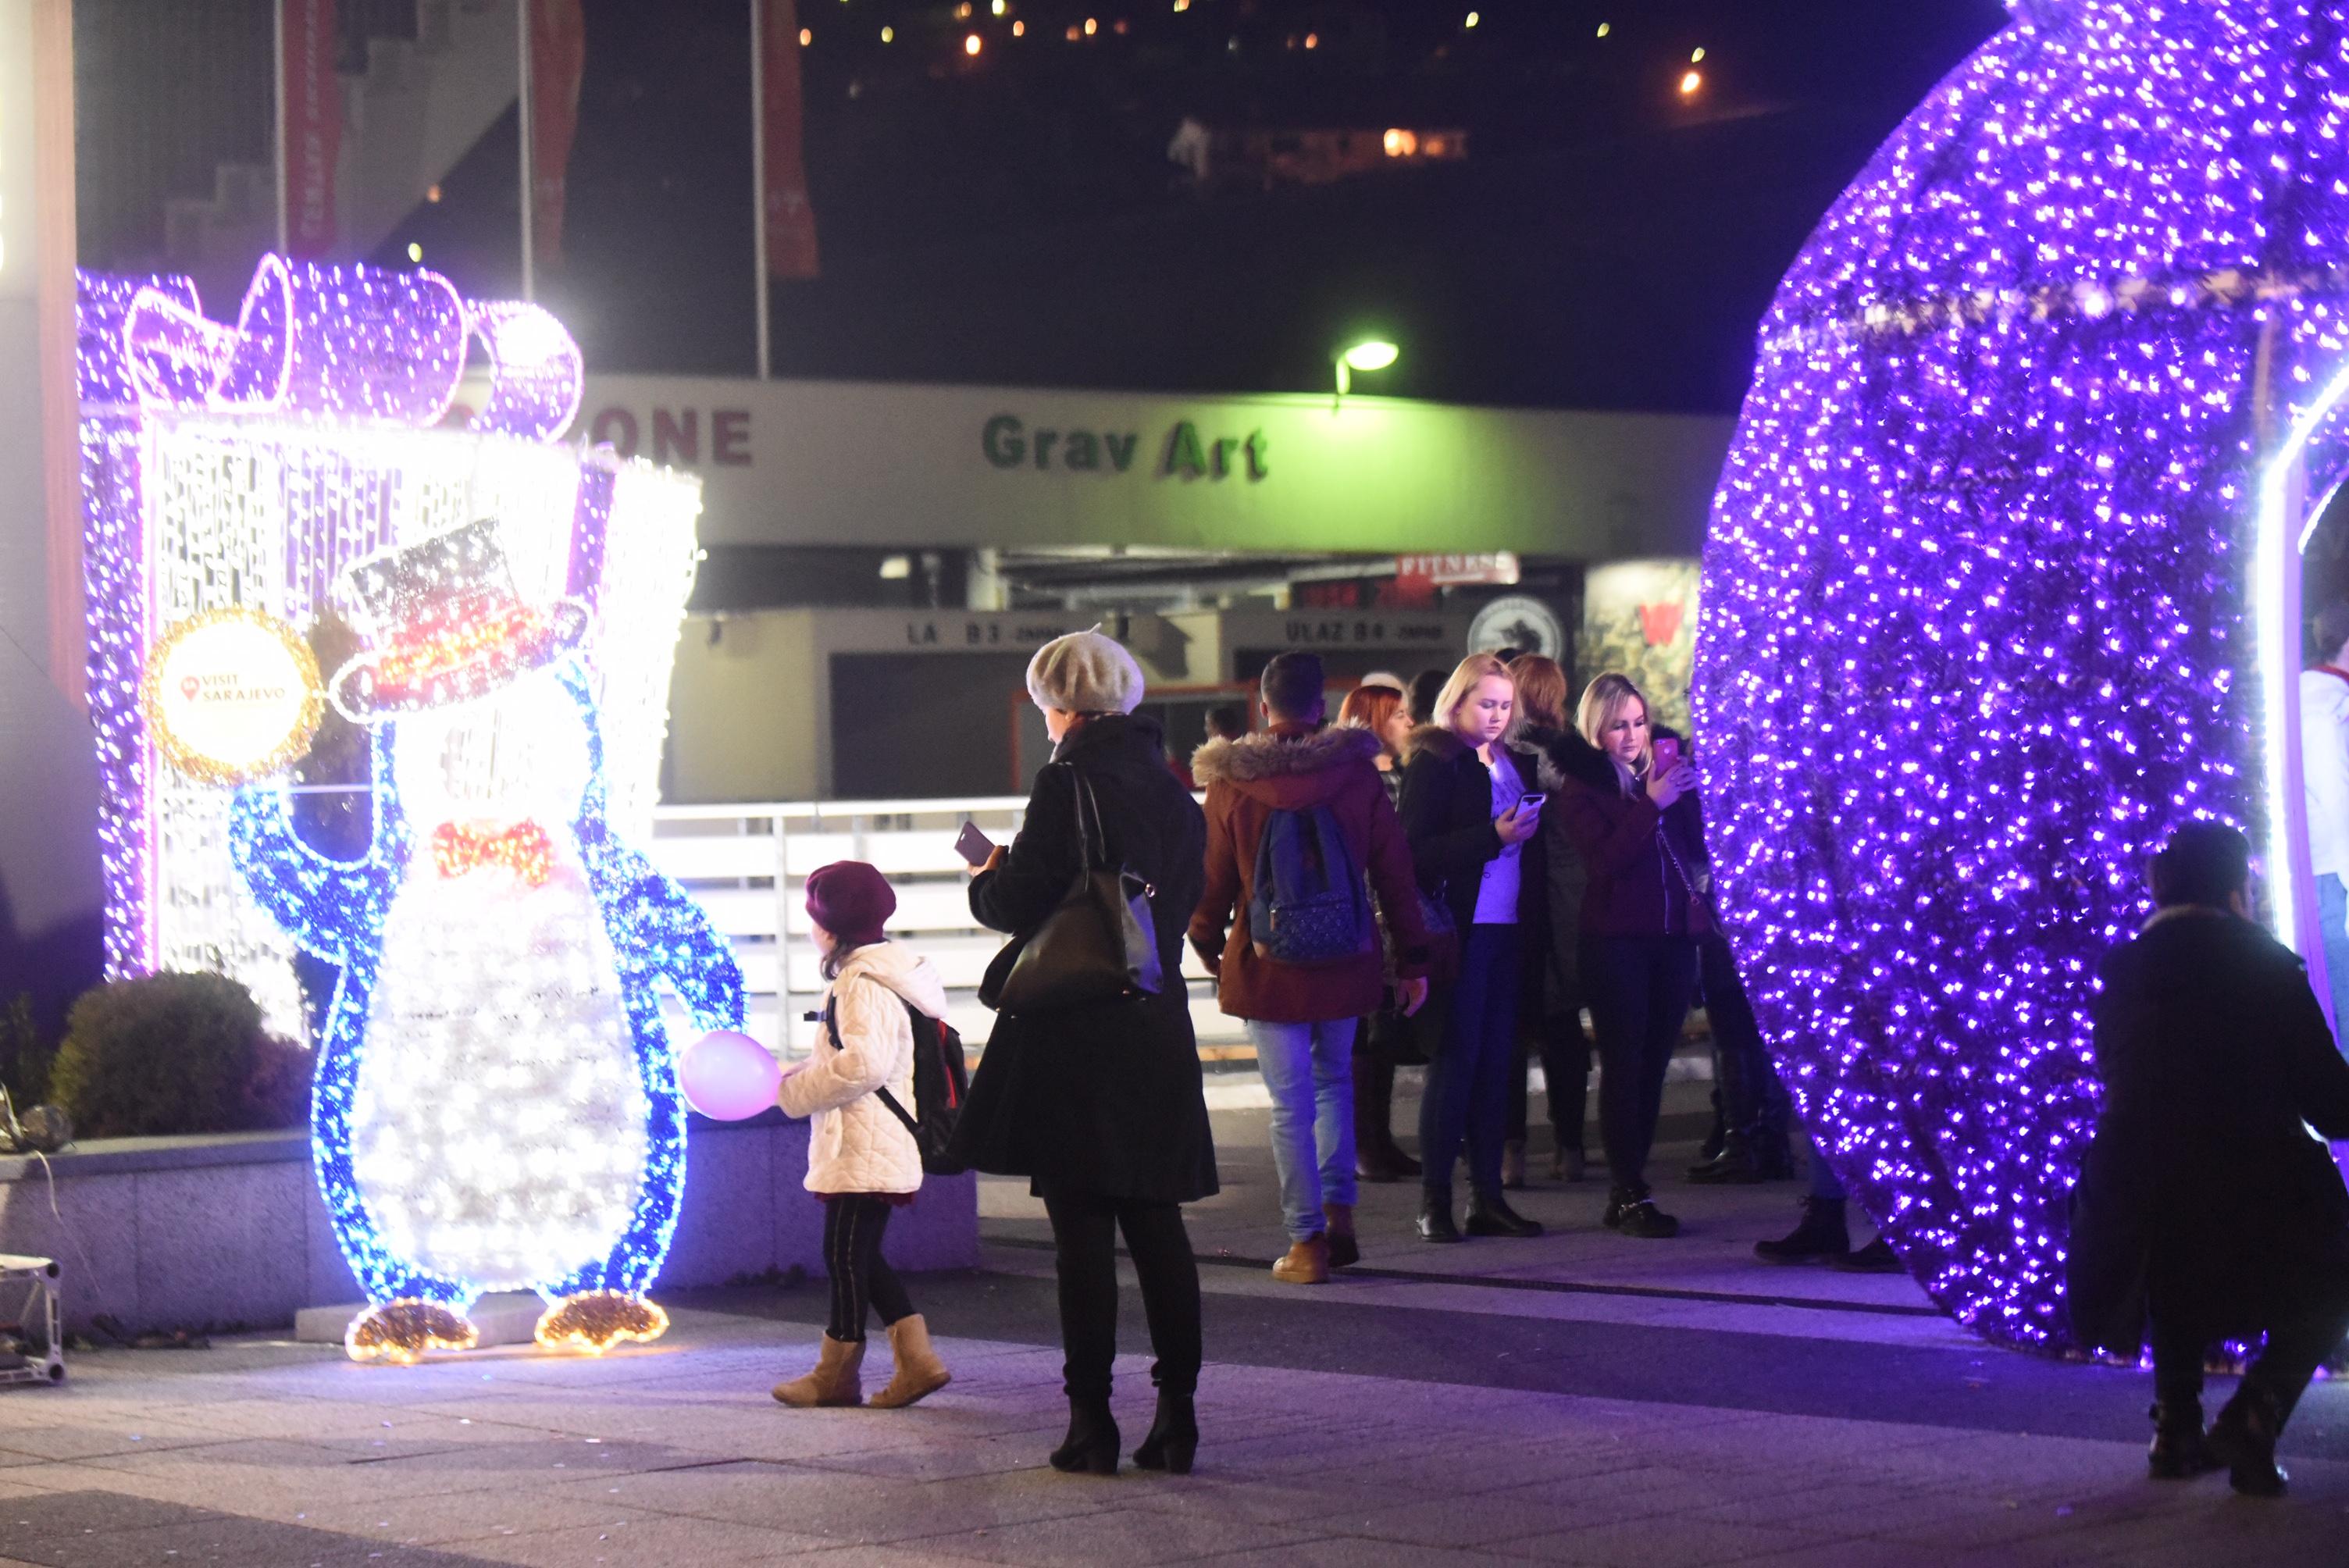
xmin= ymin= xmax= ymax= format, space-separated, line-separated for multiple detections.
xmin=1026 ymin=626 xmax=1145 ymax=715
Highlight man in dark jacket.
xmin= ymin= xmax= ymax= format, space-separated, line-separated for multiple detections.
xmin=1190 ymin=653 xmax=1431 ymax=1284
xmin=2068 ymin=821 xmax=2349 ymax=1497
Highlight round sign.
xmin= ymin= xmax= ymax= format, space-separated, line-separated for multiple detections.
xmin=140 ymin=608 xmax=325 ymax=785
xmin=1467 ymin=595 xmax=1566 ymax=661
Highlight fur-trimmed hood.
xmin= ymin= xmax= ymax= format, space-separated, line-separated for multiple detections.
xmin=1520 ymin=724 xmax=1620 ymax=793
xmin=1192 ymin=724 xmax=1381 ymax=808
xmin=1401 ymin=723 xmax=1469 ymax=766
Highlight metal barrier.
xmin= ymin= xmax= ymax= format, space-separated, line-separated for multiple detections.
xmin=647 ymin=798 xmax=1239 ymax=1057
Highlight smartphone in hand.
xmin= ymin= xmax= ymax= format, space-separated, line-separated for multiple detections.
xmin=1652 ymin=738 xmax=1682 ymax=776
xmin=1517 ymin=793 xmax=1546 ymax=813
xmin=954 ymin=821 xmax=996 ymax=867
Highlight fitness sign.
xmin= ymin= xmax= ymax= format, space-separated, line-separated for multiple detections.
xmin=138 ymin=608 xmax=326 ymax=786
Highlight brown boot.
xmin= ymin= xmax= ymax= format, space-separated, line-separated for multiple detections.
xmin=1322 ymin=1201 xmax=1360 ymax=1269
xmin=1270 ymin=1235 xmax=1330 ymax=1285
xmin=868 ymin=1314 xmax=952 ymax=1409
xmin=772 ymin=1333 xmax=864 ymax=1406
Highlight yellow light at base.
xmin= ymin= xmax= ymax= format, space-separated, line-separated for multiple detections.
xmin=880 ymin=23 xmax=893 ymax=41
xmin=1464 ymin=11 xmax=1479 ymax=27
xmin=1691 ymin=47 xmax=1706 ymax=62
xmin=965 ymin=31 xmax=982 ymax=54
xmin=1679 ymin=69 xmax=1702 ymax=96
xmin=1596 ymin=21 xmax=1611 ymax=37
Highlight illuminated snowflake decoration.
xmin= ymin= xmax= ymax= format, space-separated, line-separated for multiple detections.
xmin=1695 ymin=0 xmax=2349 ymax=1352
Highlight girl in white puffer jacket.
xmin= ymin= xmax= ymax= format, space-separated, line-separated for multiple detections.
xmin=771 ymin=861 xmax=954 ymax=1411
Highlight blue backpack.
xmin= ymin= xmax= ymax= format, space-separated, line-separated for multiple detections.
xmin=1247 ymin=803 xmax=1376 ymax=967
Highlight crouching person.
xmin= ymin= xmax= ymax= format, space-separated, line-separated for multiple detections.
xmin=772 ymin=861 xmax=954 ymax=1410
xmin=2069 ymin=822 xmax=2349 ymax=1496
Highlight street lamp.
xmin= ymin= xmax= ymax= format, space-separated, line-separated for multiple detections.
xmin=1335 ymin=339 xmax=1399 ymax=406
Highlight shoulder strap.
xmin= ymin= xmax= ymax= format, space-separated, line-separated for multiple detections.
xmin=832 ymin=989 xmax=921 ymax=1137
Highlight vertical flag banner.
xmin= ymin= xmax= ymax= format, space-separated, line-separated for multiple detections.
xmin=759 ymin=0 xmax=819 ymax=280
xmin=280 ymin=0 xmax=340 ymax=255
xmin=529 ymin=0 xmax=586 ymax=269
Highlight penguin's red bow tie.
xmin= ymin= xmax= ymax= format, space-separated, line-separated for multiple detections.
xmin=431 ymin=820 xmax=554 ymax=886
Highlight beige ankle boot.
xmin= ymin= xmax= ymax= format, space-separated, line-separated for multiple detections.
xmin=1271 ymin=1235 xmax=1330 ymax=1285
xmin=772 ymin=1333 xmax=864 ymax=1407
xmin=868 ymin=1313 xmax=952 ymax=1409
xmin=1323 ymin=1201 xmax=1360 ymax=1269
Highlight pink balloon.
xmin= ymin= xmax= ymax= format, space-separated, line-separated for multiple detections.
xmin=678 ymin=1029 xmax=783 ymax=1121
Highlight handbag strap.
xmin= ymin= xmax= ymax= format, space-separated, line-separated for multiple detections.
xmin=1060 ymin=761 xmax=1105 ymax=875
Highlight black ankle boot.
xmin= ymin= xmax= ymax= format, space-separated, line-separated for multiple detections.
xmin=1464 ymin=1188 xmax=1543 ymax=1238
xmin=1050 ymin=1396 xmax=1120 ymax=1475
xmin=1132 ymin=1390 xmax=1198 ymax=1474
xmin=1687 ymin=1133 xmax=1763 ymax=1185
xmin=2146 ymin=1399 xmax=2218 ymax=1480
xmin=2208 ymin=1385 xmax=2288 ymax=1497
xmin=1417 ymin=1188 xmax=1460 ymax=1243
xmin=1754 ymin=1197 xmax=1849 ymax=1263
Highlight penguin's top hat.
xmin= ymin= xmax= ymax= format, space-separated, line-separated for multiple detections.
xmin=328 ymin=519 xmax=590 ymax=723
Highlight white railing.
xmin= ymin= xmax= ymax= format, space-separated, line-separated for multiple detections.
xmin=647 ymin=797 xmax=1241 ymax=1057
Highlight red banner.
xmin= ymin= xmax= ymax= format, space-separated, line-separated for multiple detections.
xmin=530 ymin=0 xmax=587 ymax=269
xmin=280 ymin=0 xmax=340 ymax=255
xmin=759 ymin=0 xmax=820 ymax=279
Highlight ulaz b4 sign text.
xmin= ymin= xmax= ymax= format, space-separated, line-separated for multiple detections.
xmin=983 ymin=414 xmax=1268 ymax=481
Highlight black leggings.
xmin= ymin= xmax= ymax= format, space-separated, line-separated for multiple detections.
xmin=1583 ymin=935 xmax=1699 ymax=1192
xmin=1039 ymin=1185 xmax=1203 ymax=1402
xmin=824 ymin=1195 xmax=914 ymax=1342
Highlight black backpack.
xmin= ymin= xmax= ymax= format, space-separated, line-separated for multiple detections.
xmin=820 ymin=993 xmax=968 ymax=1174
xmin=1247 ymin=801 xmax=1376 ymax=966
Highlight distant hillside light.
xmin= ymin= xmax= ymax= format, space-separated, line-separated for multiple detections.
xmin=1085 ymin=16 xmax=1098 ymax=34
xmin=1678 ymin=68 xmax=1702 ymax=95
xmin=1174 ymin=0 xmax=1190 ymax=10
xmin=965 ymin=31 xmax=982 ymax=53
xmin=1382 ymin=128 xmax=1418 ymax=157
xmin=1596 ymin=21 xmax=1611 ymax=37
xmin=1463 ymin=11 xmax=1478 ymax=27
xmin=992 ymin=0 xmax=1007 ymax=12
xmin=956 ymin=1 xmax=971 ymax=16
xmin=880 ymin=23 xmax=893 ymax=40
xmin=1013 ymin=19 xmax=1024 ymax=33
xmin=406 ymin=242 xmax=422 ymax=262
xmin=799 ymin=26 xmax=811 ymax=44
xmin=1304 ymin=30 xmax=1318 ymax=48
xmin=1691 ymin=46 xmax=1706 ymax=62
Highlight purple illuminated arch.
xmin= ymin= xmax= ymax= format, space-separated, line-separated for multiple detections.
xmin=1695 ymin=0 xmax=2349 ymax=1351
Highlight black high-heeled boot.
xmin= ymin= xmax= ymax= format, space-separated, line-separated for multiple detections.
xmin=1132 ymin=1390 xmax=1199 ymax=1474
xmin=1049 ymin=1396 xmax=1121 ymax=1476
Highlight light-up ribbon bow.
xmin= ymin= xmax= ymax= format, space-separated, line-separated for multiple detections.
xmin=98 ymin=254 xmax=583 ymax=441
xmin=431 ymin=821 xmax=557 ymax=886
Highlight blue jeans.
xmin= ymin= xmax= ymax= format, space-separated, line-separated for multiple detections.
xmin=1806 ymin=1123 xmax=1846 ymax=1202
xmin=2319 ymin=874 xmax=2349 ymax=1052
xmin=1420 ymin=924 xmax=1524 ymax=1198
xmin=1248 ymin=1017 xmax=1360 ymax=1242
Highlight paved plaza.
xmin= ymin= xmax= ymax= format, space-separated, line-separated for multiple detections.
xmin=3 ymin=1085 xmax=2347 ymax=1566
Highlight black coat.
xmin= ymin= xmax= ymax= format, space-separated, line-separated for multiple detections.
xmin=2067 ymin=908 xmax=2349 ymax=1353
xmin=1395 ymin=725 xmax=1545 ymax=937
xmin=946 ymin=712 xmax=1219 ymax=1204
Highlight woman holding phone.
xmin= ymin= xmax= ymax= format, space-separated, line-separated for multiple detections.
xmin=1549 ymin=672 xmax=1707 ymax=1239
xmin=1395 ymin=653 xmax=1545 ymax=1242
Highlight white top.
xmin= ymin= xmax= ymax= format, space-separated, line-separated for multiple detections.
xmin=1474 ymin=751 xmax=1526 ymax=925
xmin=2303 ymin=667 xmax=2349 ymax=878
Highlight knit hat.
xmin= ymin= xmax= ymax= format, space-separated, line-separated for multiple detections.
xmin=1025 ymin=625 xmax=1145 ymax=715
xmin=805 ymin=861 xmax=896 ymax=947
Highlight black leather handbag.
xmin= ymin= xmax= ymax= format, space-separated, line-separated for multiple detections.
xmin=980 ymin=764 xmax=1165 ymax=1013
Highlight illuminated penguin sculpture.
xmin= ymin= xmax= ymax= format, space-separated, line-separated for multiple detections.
xmin=232 ymin=520 xmax=744 ymax=1362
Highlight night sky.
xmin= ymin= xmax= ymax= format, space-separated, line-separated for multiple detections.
xmin=389 ymin=0 xmax=2010 ymax=411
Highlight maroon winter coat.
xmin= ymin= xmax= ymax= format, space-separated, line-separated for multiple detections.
xmin=1553 ymin=758 xmax=1711 ymax=940
xmin=1188 ymin=723 xmax=1432 ymax=1023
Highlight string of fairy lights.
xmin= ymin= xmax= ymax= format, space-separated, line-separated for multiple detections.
xmin=1696 ymin=0 xmax=2349 ymax=1353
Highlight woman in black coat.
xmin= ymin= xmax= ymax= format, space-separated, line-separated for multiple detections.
xmin=1396 ymin=653 xmax=1545 ymax=1243
xmin=2068 ymin=821 xmax=2349 ymax=1497
xmin=948 ymin=630 xmax=1216 ymax=1478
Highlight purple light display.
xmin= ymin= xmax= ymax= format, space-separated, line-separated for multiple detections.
xmin=1695 ymin=0 xmax=2349 ymax=1352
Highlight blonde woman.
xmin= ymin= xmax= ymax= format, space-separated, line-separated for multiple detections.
xmin=1395 ymin=654 xmax=1545 ymax=1242
xmin=1554 ymin=672 xmax=1706 ymax=1239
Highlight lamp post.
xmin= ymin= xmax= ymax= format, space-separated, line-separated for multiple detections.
xmin=1334 ymin=339 xmax=1399 ymax=408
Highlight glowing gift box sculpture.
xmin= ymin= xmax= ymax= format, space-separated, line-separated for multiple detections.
xmin=77 ymin=257 xmax=745 ymax=1360
xmin=1695 ymin=0 xmax=2349 ymax=1353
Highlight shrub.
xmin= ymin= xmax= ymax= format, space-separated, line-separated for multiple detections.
xmin=0 ymin=994 xmax=51 ymax=1109
xmin=50 ymin=973 xmax=311 ymax=1139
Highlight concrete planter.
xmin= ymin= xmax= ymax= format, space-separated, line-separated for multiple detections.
xmin=0 ymin=1113 xmax=976 ymax=1335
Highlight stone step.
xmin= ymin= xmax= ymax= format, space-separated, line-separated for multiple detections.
xmin=294 ymin=1290 xmax=547 ymax=1349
